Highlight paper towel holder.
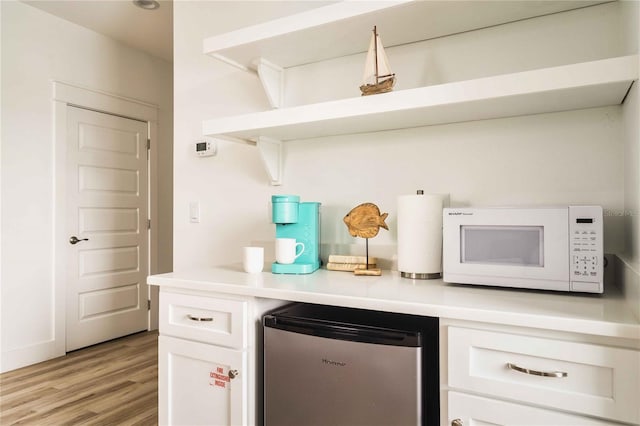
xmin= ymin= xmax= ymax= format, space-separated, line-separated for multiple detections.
xmin=398 ymin=189 xmax=443 ymax=280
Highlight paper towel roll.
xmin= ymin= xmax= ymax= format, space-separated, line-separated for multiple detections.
xmin=397 ymin=192 xmax=444 ymax=278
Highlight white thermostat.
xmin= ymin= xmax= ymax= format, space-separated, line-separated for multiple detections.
xmin=195 ymin=139 xmax=217 ymax=157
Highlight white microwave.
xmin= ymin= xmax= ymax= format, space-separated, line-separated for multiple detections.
xmin=442 ymin=206 xmax=603 ymax=293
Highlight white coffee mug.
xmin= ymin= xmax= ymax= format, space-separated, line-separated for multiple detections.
xmin=275 ymin=238 xmax=305 ymax=264
xmin=243 ymin=246 xmax=264 ymax=273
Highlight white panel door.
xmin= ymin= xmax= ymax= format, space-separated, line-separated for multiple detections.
xmin=66 ymin=106 xmax=149 ymax=351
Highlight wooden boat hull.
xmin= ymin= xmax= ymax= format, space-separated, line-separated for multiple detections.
xmin=360 ymin=76 xmax=395 ymax=96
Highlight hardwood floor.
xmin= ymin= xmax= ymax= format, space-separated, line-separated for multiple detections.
xmin=0 ymin=331 xmax=158 ymax=425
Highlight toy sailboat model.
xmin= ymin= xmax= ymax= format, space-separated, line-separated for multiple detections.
xmin=359 ymin=26 xmax=395 ymax=96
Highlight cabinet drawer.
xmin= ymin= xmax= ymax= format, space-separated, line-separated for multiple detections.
xmin=448 ymin=327 xmax=640 ymax=424
xmin=448 ymin=391 xmax=620 ymax=426
xmin=160 ymin=291 xmax=248 ymax=348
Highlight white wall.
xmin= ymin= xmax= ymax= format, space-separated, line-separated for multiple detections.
xmin=0 ymin=1 xmax=173 ymax=372
xmin=622 ymin=1 xmax=640 ymax=268
xmin=173 ymin=1 xmax=328 ymax=270
xmin=619 ymin=0 xmax=640 ymax=320
xmin=174 ymin=2 xmax=635 ymax=274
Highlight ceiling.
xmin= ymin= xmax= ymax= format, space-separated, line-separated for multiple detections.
xmin=23 ymin=0 xmax=173 ymax=62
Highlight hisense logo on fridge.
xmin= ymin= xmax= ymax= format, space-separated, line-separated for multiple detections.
xmin=322 ymin=358 xmax=346 ymax=367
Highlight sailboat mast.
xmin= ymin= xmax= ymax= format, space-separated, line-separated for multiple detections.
xmin=373 ymin=26 xmax=379 ymax=84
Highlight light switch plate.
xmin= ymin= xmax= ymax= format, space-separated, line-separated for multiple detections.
xmin=189 ymin=202 xmax=200 ymax=223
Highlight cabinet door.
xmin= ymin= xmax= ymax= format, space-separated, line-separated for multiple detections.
xmin=159 ymin=335 xmax=247 ymax=426
xmin=448 ymin=392 xmax=620 ymax=426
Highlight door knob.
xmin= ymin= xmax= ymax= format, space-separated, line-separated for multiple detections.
xmin=69 ymin=236 xmax=89 ymax=245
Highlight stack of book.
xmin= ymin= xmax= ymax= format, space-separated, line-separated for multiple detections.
xmin=326 ymin=255 xmax=377 ymax=272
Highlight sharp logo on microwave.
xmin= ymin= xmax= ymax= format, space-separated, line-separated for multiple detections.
xmin=322 ymin=358 xmax=346 ymax=367
xmin=447 ymin=211 xmax=473 ymax=215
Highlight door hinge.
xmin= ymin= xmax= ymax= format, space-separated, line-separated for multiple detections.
xmin=147 ymin=300 xmax=151 ymax=311
xmin=147 ymin=138 xmax=150 ymax=159
xmin=147 ymin=219 xmax=151 ymax=229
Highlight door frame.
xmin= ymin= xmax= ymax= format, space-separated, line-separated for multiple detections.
xmin=53 ymin=81 xmax=159 ymax=356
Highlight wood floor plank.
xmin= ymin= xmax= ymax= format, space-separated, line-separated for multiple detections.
xmin=0 ymin=331 xmax=158 ymax=425
xmin=86 ymin=391 xmax=158 ymax=426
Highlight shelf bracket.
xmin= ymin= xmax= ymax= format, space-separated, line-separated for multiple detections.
xmin=256 ymin=136 xmax=282 ymax=186
xmin=255 ymin=58 xmax=284 ymax=109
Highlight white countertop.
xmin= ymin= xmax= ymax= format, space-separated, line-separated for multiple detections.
xmin=148 ymin=265 xmax=640 ymax=340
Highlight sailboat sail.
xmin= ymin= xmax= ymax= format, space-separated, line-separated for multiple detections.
xmin=360 ymin=26 xmax=395 ymax=96
xmin=375 ymin=36 xmax=393 ymax=79
xmin=362 ymin=35 xmax=377 ymax=85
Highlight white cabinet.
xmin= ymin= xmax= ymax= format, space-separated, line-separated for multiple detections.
xmin=150 ymin=272 xmax=639 ymax=426
xmin=446 ymin=326 xmax=640 ymax=425
xmin=158 ymin=290 xmax=253 ymax=426
xmin=157 ymin=288 xmax=284 ymax=426
xmin=159 ymin=335 xmax=247 ymax=426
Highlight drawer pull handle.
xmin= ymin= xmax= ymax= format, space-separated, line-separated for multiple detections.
xmin=451 ymin=419 xmax=463 ymax=426
xmin=507 ymin=362 xmax=568 ymax=378
xmin=229 ymin=370 xmax=239 ymax=380
xmin=187 ymin=314 xmax=213 ymax=322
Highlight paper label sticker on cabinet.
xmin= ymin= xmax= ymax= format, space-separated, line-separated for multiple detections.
xmin=210 ymin=366 xmax=229 ymax=388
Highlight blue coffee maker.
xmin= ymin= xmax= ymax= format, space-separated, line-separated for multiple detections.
xmin=271 ymin=195 xmax=321 ymax=274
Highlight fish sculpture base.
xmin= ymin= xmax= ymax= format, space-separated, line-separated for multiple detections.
xmin=354 ymin=267 xmax=382 ymax=276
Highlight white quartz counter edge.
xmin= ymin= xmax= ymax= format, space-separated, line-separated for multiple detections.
xmin=148 ymin=265 xmax=640 ymax=340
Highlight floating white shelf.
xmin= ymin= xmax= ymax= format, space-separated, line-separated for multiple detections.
xmin=203 ymin=0 xmax=608 ymax=109
xmin=202 ymin=1 xmax=631 ymax=184
xmin=203 ymin=0 xmax=608 ymax=72
xmin=203 ymin=55 xmax=638 ymax=143
xmin=203 ymin=55 xmax=637 ymax=185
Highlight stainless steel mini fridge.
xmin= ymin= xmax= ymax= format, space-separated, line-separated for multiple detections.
xmin=263 ymin=303 xmax=439 ymax=426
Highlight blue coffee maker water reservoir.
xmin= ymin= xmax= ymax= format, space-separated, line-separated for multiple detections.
xmin=272 ymin=195 xmax=321 ymax=274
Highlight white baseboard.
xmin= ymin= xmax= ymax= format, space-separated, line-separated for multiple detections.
xmin=0 ymin=339 xmax=64 ymax=373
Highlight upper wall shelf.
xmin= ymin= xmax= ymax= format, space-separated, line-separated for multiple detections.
xmin=203 ymin=55 xmax=638 ymax=143
xmin=201 ymin=0 xmax=629 ymax=185
xmin=203 ymin=0 xmax=609 ymax=72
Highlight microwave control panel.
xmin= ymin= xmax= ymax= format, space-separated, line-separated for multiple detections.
xmin=569 ymin=206 xmax=603 ymax=292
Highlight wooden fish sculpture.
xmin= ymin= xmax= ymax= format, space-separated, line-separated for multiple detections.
xmin=344 ymin=203 xmax=389 ymax=238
